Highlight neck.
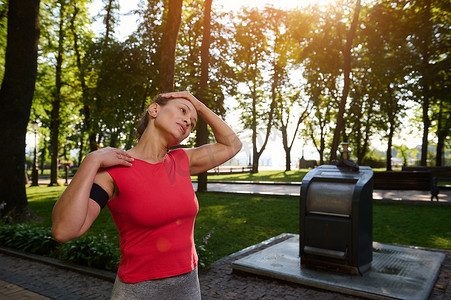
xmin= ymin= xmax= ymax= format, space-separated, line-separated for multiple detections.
xmin=128 ymin=135 xmax=168 ymax=163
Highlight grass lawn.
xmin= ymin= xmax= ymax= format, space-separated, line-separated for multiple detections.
xmin=198 ymin=168 xmax=390 ymax=183
xmin=200 ymin=170 xmax=309 ymax=182
xmin=25 ymin=184 xmax=451 ymax=268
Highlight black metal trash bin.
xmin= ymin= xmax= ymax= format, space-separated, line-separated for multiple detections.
xmin=299 ymin=164 xmax=373 ymax=274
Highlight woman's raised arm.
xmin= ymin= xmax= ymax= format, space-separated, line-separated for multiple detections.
xmin=162 ymin=91 xmax=242 ymax=175
xmin=51 ymin=147 xmax=134 ymax=242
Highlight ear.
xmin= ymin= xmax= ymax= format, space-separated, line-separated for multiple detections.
xmin=147 ymin=103 xmax=159 ymax=118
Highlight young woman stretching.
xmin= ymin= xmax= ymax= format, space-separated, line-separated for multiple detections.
xmin=52 ymin=91 xmax=242 ymax=299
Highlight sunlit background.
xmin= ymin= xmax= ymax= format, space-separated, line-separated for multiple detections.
xmin=75 ymin=0 xmax=431 ymax=169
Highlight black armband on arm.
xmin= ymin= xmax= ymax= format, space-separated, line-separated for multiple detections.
xmin=90 ymin=183 xmax=109 ymax=209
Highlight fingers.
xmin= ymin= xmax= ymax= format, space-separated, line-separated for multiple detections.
xmin=161 ymin=91 xmax=194 ymax=99
xmin=160 ymin=91 xmax=200 ymax=108
xmin=96 ymin=147 xmax=134 ymax=168
xmin=114 ymin=150 xmax=134 ymax=166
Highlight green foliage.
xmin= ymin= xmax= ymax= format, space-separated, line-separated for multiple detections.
xmin=0 ymin=224 xmax=59 ymax=255
xmin=0 ymin=223 xmax=120 ymax=271
xmin=361 ymin=157 xmax=386 ymax=169
xmin=58 ymin=234 xmax=120 ymax=271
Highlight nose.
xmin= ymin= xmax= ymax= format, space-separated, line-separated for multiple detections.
xmin=183 ymin=118 xmax=191 ymax=127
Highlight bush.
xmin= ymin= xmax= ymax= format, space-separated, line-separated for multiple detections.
xmin=69 ymin=167 xmax=78 ymax=176
xmin=361 ymin=157 xmax=386 ymax=168
xmin=0 ymin=223 xmax=212 ymax=272
xmin=0 ymin=224 xmax=59 ymax=255
xmin=0 ymin=224 xmax=119 ymax=271
xmin=59 ymin=235 xmax=120 ymax=271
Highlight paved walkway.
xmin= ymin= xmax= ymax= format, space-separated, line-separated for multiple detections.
xmin=0 ymin=239 xmax=450 ymax=300
xmin=193 ymin=180 xmax=451 ymax=203
xmin=36 ymin=177 xmax=451 ymax=203
xmin=2 ymin=178 xmax=449 ymax=299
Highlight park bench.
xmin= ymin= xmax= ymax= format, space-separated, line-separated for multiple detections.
xmin=402 ymin=166 xmax=451 ymax=190
xmin=373 ymin=171 xmax=432 ymax=190
xmin=207 ymin=165 xmax=252 ymax=175
xmin=373 ymin=170 xmax=440 ymax=201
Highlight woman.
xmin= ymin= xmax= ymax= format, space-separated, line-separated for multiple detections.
xmin=52 ymin=91 xmax=242 ymax=299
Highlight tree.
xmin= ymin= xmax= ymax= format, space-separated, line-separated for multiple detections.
xmin=355 ymin=0 xmax=410 ymax=169
xmin=0 ymin=2 xmax=8 ymax=83
xmin=232 ymin=7 xmax=274 ymax=173
xmin=102 ymin=0 xmax=119 ymax=42
xmin=134 ymin=0 xmax=164 ymax=98
xmin=342 ymin=56 xmax=378 ymax=165
xmin=48 ymin=0 xmax=67 ymax=185
xmin=434 ymin=98 xmax=451 ymax=166
xmin=300 ymin=3 xmax=344 ymax=164
xmin=405 ymin=0 xmax=450 ymax=166
xmin=329 ymin=0 xmax=361 ymax=161
xmin=418 ymin=0 xmax=432 ymax=166
xmin=431 ymin=57 xmax=451 ymax=166
xmin=159 ymin=0 xmax=183 ymax=92
xmin=68 ymin=0 xmax=96 ymax=155
xmin=305 ymin=92 xmax=334 ymax=165
xmin=0 ymin=0 xmax=40 ymax=222
xmin=195 ymin=0 xmax=212 ymax=191
xmin=266 ymin=6 xmax=310 ymax=171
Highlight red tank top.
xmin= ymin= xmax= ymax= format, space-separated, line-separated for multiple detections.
xmin=106 ymin=148 xmax=198 ymax=283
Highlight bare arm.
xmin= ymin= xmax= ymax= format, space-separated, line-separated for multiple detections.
xmin=162 ymin=91 xmax=242 ymax=175
xmin=51 ymin=147 xmax=134 ymax=243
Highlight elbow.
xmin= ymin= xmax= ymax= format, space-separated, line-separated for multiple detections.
xmin=233 ymin=137 xmax=243 ymax=156
xmin=51 ymin=226 xmax=77 ymax=243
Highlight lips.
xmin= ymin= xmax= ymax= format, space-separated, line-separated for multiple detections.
xmin=177 ymin=123 xmax=187 ymax=135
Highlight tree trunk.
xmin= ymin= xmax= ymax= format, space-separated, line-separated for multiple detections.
xmin=281 ymin=125 xmax=291 ymax=171
xmin=159 ymin=0 xmax=183 ymax=93
xmin=196 ymin=0 xmax=212 ymax=192
xmin=49 ymin=1 xmax=66 ymax=186
xmin=250 ymin=84 xmax=276 ymax=173
xmin=104 ymin=0 xmax=115 ymax=41
xmin=251 ymin=88 xmax=258 ymax=173
xmin=435 ymin=99 xmax=450 ymax=166
xmin=40 ymin=138 xmax=47 ymax=174
xmin=330 ymin=0 xmax=361 ymax=161
xmin=420 ymin=0 xmax=432 ymax=166
xmin=0 ymin=0 xmax=40 ymax=222
xmin=386 ymin=120 xmax=395 ymax=171
xmin=70 ymin=5 xmax=96 ymax=158
xmin=282 ymin=110 xmax=307 ymax=171
xmin=253 ymin=97 xmax=275 ymax=173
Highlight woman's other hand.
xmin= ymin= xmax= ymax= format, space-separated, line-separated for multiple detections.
xmin=86 ymin=147 xmax=134 ymax=169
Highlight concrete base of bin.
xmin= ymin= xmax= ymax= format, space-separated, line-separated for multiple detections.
xmin=232 ymin=235 xmax=445 ymax=300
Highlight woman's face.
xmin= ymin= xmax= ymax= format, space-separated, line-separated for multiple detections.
xmin=152 ymin=97 xmax=198 ymax=145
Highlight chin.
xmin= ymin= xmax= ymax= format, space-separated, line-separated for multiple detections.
xmin=167 ymin=138 xmax=185 ymax=149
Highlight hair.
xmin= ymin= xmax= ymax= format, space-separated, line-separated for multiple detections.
xmin=134 ymin=94 xmax=173 ymax=141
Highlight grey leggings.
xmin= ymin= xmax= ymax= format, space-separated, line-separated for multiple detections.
xmin=111 ymin=267 xmax=201 ymax=300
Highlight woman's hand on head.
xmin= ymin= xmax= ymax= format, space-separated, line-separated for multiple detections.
xmin=86 ymin=147 xmax=134 ymax=169
xmin=161 ymin=91 xmax=205 ymax=112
